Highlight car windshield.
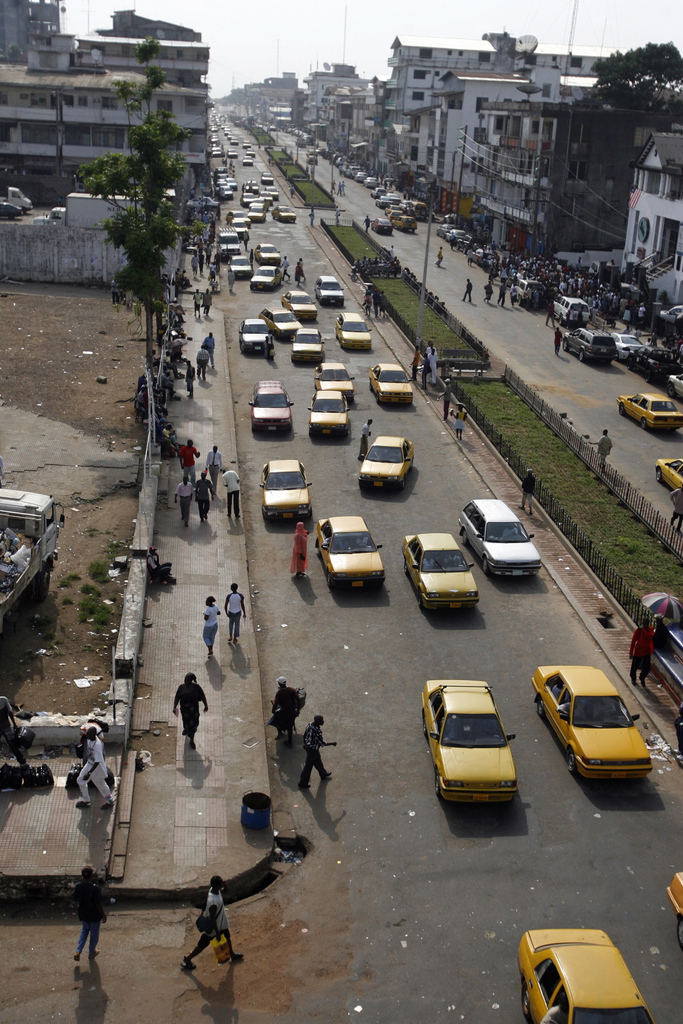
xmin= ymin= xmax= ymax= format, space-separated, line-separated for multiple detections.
xmin=342 ymin=321 xmax=369 ymax=332
xmin=266 ymin=471 xmax=305 ymax=489
xmin=485 ymin=521 xmax=529 ymax=543
xmin=291 ymin=294 xmax=312 ymax=303
xmin=260 ymin=246 xmax=277 ymax=254
xmin=245 ymin=323 xmax=268 ymax=334
xmin=329 ymin=531 xmax=377 ymax=554
xmin=573 ymin=1008 xmax=654 ymax=1024
xmin=277 ymin=207 xmax=293 ymax=214
xmin=421 ymin=550 xmax=468 ymax=573
xmin=321 ymin=369 xmax=350 ymax=381
xmin=441 ymin=713 xmax=506 ymax=748
xmin=314 ymin=398 xmax=345 ymax=413
xmin=366 ymin=445 xmax=404 ymax=463
xmin=379 ymin=370 xmax=408 ymax=382
xmin=572 ymin=695 xmax=633 ymax=729
xmin=651 ymin=401 xmax=677 ymax=412
xmin=255 ymin=392 xmax=288 ymax=408
xmin=297 ymin=335 xmax=321 ymax=344
xmin=323 ymin=282 xmax=342 ymax=292
xmin=259 ymin=269 xmax=277 ymax=277
xmin=274 ymin=312 xmax=296 ymax=321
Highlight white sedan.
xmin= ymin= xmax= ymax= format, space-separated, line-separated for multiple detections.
xmin=610 ymin=332 xmax=644 ymax=362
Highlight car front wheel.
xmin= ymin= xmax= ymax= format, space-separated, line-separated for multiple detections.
xmin=482 ymin=554 xmax=491 ymax=576
xmin=677 ymin=915 xmax=683 ymax=951
xmin=536 ymin=697 xmax=546 ymax=719
xmin=562 ymin=337 xmax=569 ymax=351
xmin=566 ymin=747 xmax=577 ymax=774
xmin=668 ymin=384 xmax=677 ymax=398
xmin=618 ymin=402 xmax=626 ymax=417
xmin=656 ymin=466 xmax=663 ymax=482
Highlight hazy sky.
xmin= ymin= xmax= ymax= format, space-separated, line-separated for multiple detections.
xmin=62 ymin=1 xmax=680 ymax=97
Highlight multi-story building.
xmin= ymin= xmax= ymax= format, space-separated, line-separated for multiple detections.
xmin=95 ymin=10 xmax=201 ymax=43
xmin=622 ymin=133 xmax=683 ymax=306
xmin=75 ymin=34 xmax=209 ymax=92
xmin=303 ymin=64 xmax=369 ymax=125
xmin=245 ymin=74 xmax=299 ymax=126
xmin=0 ymin=0 xmax=59 ymax=61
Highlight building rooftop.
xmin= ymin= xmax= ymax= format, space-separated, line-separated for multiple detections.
xmin=639 ymin=132 xmax=683 ymax=169
xmin=391 ymin=35 xmax=495 ymax=52
xmin=79 ymin=34 xmax=208 ymax=51
xmin=0 ymin=63 xmax=202 ymax=93
xmin=535 ymin=42 xmax=616 ymax=58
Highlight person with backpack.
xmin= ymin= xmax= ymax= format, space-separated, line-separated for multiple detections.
xmin=73 ymin=865 xmax=107 ymax=961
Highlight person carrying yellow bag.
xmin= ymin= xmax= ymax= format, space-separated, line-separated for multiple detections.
xmin=181 ymin=875 xmax=244 ymax=970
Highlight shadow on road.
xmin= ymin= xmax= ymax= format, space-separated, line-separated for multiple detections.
xmin=441 ymin=792 xmax=529 ymax=838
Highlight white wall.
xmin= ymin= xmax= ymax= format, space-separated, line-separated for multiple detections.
xmin=0 ymin=223 xmax=125 ymax=283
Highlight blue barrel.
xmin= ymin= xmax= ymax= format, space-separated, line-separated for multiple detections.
xmin=240 ymin=791 xmax=271 ymax=830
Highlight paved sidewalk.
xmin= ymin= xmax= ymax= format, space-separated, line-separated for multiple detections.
xmin=113 ymin=301 xmax=272 ymax=898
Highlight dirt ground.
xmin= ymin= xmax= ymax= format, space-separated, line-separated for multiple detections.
xmin=0 ymin=292 xmax=145 ymax=716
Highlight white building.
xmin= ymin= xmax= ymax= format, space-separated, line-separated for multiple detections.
xmin=76 ymin=34 xmax=209 ymax=92
xmin=623 ymin=133 xmax=683 ymax=306
xmin=303 ymin=64 xmax=369 ymax=124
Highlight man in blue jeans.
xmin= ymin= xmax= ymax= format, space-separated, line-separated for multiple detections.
xmin=224 ymin=583 xmax=246 ymax=643
xmin=73 ymin=865 xmax=107 ymax=961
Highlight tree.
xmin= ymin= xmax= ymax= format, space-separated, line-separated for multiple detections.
xmin=79 ymin=38 xmax=191 ymax=364
xmin=592 ymin=42 xmax=683 ymax=112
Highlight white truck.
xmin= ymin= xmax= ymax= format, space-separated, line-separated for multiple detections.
xmin=0 ymin=490 xmax=63 ymax=636
xmin=33 ymin=194 xmax=130 ymax=228
xmin=0 ymin=187 xmax=33 ymax=212
xmin=32 ymin=207 xmax=66 ymax=226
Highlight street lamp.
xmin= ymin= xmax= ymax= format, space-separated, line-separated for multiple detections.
xmin=415 ymin=177 xmax=439 ymax=355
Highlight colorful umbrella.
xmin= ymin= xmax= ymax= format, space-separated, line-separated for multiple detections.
xmin=642 ymin=592 xmax=683 ymax=620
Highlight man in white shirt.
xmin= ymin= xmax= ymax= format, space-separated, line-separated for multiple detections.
xmin=222 ymin=466 xmax=240 ymax=518
xmin=76 ymin=727 xmax=114 ymax=810
xmin=205 ymin=446 xmax=223 ymax=491
xmin=181 ymin=875 xmax=243 ymax=969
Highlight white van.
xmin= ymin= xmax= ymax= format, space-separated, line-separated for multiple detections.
xmin=553 ymin=296 xmax=590 ymax=327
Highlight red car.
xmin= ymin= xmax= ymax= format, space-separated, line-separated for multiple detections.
xmin=249 ymin=380 xmax=294 ymax=432
xmin=371 ymin=217 xmax=393 ymax=235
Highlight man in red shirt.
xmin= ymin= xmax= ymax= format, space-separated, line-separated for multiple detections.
xmin=178 ymin=439 xmax=200 ymax=484
xmin=629 ymin=624 xmax=655 ymax=687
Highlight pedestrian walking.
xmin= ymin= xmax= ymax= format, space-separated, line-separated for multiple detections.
xmin=372 ymin=288 xmax=381 ymax=318
xmin=364 ymin=215 xmax=371 ymax=231
xmin=202 ymin=597 xmax=220 ymax=657
xmin=224 ymin=582 xmax=246 ymax=643
xmin=249 ymin=248 xmax=254 ymax=267
xmin=309 ymin=209 xmax=315 ymax=227
xmin=191 ymin=255 xmax=199 ymax=280
xmin=196 ymin=345 xmax=210 ymax=380
xmin=202 ymin=289 xmax=212 ymax=318
xmin=281 ymin=256 xmax=290 ymax=281
xmin=462 ymin=279 xmax=473 ymax=303
xmin=411 ymin=347 xmax=421 ymax=382
xmin=110 ymin=279 xmax=119 ymax=305
xmin=629 ymin=623 xmax=655 ymax=688
xmin=335 ymin=207 xmax=341 ymax=226
xmin=421 ymin=351 xmax=430 ymax=390
xmin=76 ymin=727 xmax=114 ymax=810
xmin=497 ymin=283 xmax=507 ymax=306
xmin=222 ymin=465 xmax=240 ymax=518
xmin=198 ymin=251 xmax=205 ymax=275
xmin=553 ymin=328 xmax=562 ymax=356
xmin=484 ymin=282 xmax=493 ymax=303
xmin=178 ymin=439 xmax=200 ymax=483
xmin=195 ymin=471 xmax=214 ymax=523
xmin=175 ymin=476 xmax=194 ymax=527
xmin=181 ymin=876 xmax=243 ymax=970
xmin=466 ymin=247 xmax=474 ymax=266
xmin=295 ymin=259 xmax=305 ymax=284
xmin=0 ymin=694 xmax=27 ymax=764
xmin=203 ymin=331 xmax=216 ymax=368
xmin=442 ymin=378 xmax=452 ymax=421
xmin=298 ymin=715 xmax=336 ymax=788
xmin=452 ymin=403 xmax=467 ymax=440
xmin=545 ymin=301 xmax=556 ymax=327
xmin=73 ymin=866 xmax=107 ymax=962
xmin=428 ymin=344 xmax=438 ymax=385
xmin=173 ymin=673 xmax=208 ymax=751
xmin=670 ymin=486 xmax=683 ymax=532
xmin=290 ymin=521 xmax=309 ymax=579
xmin=590 ymin=429 xmax=613 ymax=465
xmin=520 ymin=469 xmax=536 ymax=515
xmin=193 ymin=288 xmax=202 ymax=318
xmin=358 ymin=418 xmax=373 ymax=461
xmin=227 ymin=269 xmax=235 ymax=294
xmin=510 ymin=283 xmax=519 ymax=306
xmin=205 ymin=445 xmax=222 ymax=491
xmin=435 ymin=247 xmax=444 ymax=267
xmin=270 ymin=677 xmax=300 ymax=745
xmin=378 ymin=291 xmax=387 ymax=318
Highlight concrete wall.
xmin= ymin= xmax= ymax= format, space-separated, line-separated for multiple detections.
xmin=0 ymin=222 xmax=125 ymax=284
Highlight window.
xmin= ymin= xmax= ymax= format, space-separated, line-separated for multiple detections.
xmin=0 ymin=92 xmax=7 ymax=105
xmin=410 ymin=145 xmax=418 ymax=161
xmin=91 ymin=127 xmax=125 ymax=148
xmin=475 ymin=97 xmax=488 ymax=113
xmin=412 ymin=91 xmax=425 ymax=101
xmin=157 ymin=99 xmax=173 ymax=112
xmin=65 ymin=125 xmax=91 ymax=146
xmin=531 ymin=120 xmax=540 ymax=135
xmin=568 ymin=161 xmax=587 ymax=180
xmin=447 ymin=99 xmax=462 ymax=110
xmin=39 ymin=52 xmax=58 ymax=69
xmin=495 ymin=116 xmax=505 ymax=132
xmin=30 ymin=93 xmax=48 ymax=107
xmin=101 ymin=96 xmax=117 ymax=110
xmin=21 ymin=123 xmax=56 ymax=145
xmin=176 ymin=49 xmax=184 ymax=58
xmin=570 ymin=56 xmax=583 ymax=68
xmin=419 ymin=48 xmax=433 ymax=59
xmin=78 ymin=95 xmax=88 ymax=107
xmin=473 ymin=127 xmax=487 ymax=143
xmin=646 ymin=171 xmax=661 ymax=194
xmin=542 ymin=83 xmax=551 ymax=98
xmin=0 ymin=124 xmax=10 ymax=142
xmin=186 ymin=97 xmax=203 ymax=110
xmin=62 ymin=95 xmax=74 ymax=107
xmin=478 ymin=52 xmax=491 ymax=62
xmin=526 ymin=54 xmax=537 ymax=65
xmin=413 ymin=70 xmax=427 ymax=79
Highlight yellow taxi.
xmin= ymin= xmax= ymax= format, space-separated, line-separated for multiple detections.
xmin=240 ymin=192 xmax=259 ymax=209
xmin=231 ymin=212 xmax=251 ymax=229
xmin=617 ymin=392 xmax=683 ymax=430
xmin=390 ymin=212 xmax=417 ymax=233
xmin=250 ymin=266 xmax=283 ymax=292
xmin=403 ymin=533 xmax=478 ymax=609
xmin=359 ymin=435 xmax=414 ymax=490
xmin=282 ymin=290 xmax=318 ymax=320
xmin=421 ymin=680 xmax=517 ymax=801
xmin=291 ymin=328 xmax=324 ymax=363
xmin=518 ymin=929 xmax=655 ymax=1024
xmin=308 ymin=390 xmax=349 ymax=437
xmin=272 ymin=205 xmax=297 ymax=223
xmin=260 ymin=459 xmax=312 ymax=520
xmin=335 ymin=312 xmax=372 ymax=350
xmin=254 ymin=243 xmax=282 ymax=266
xmin=314 ymin=362 xmax=355 ymax=403
xmin=260 ymin=173 xmax=274 ymax=186
xmin=369 ymin=363 xmax=414 ymax=403
xmin=247 ymin=203 xmax=268 ymax=222
xmin=315 ymin=515 xmax=385 ymax=588
xmin=263 ymin=187 xmax=280 ymax=203
xmin=666 ymin=872 xmax=683 ymax=950
xmin=259 ymin=307 xmax=302 ymax=340
xmin=532 ymin=665 xmax=652 ymax=778
xmin=655 ymin=457 xmax=683 ymax=489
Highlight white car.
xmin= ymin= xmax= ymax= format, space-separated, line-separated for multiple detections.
xmin=354 ymin=171 xmax=367 ymax=183
xmin=610 ymin=332 xmax=644 ymax=362
xmin=458 ymin=499 xmax=542 ymax=577
xmin=660 ymin=304 xmax=683 ymax=324
xmin=364 ymin=177 xmax=379 ymax=189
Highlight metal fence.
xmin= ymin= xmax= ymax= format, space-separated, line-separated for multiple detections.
xmin=451 ymin=380 xmax=653 ymax=626
xmin=503 ymin=366 xmax=683 ymax=562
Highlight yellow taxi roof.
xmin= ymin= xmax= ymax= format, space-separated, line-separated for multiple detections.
xmin=326 ymin=515 xmax=370 ymax=532
xmin=341 ymin=313 xmax=365 ymax=323
xmin=619 ymin=391 xmax=668 ymax=402
xmin=375 ymin=362 xmax=404 ymax=372
xmin=264 ymin=459 xmax=303 ymax=474
xmin=427 ymin=680 xmax=497 ymax=715
xmin=371 ymin=435 xmax=408 ymax=447
xmin=412 ymin=532 xmax=460 ymax=549
xmin=313 ymin=390 xmax=344 ymax=401
xmin=526 ymin=930 xmax=642 ymax=1007
xmin=538 ymin=666 xmax=618 ymax=696
xmin=320 ymin=362 xmax=348 ymax=371
xmin=288 ymin=291 xmax=312 ymax=300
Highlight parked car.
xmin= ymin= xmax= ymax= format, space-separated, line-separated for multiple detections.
xmin=336 ymin=312 xmax=372 ymax=350
xmin=655 ymin=458 xmax=683 ymax=489
xmin=390 ymin=212 xmax=417 ymax=233
xmin=562 ymin=328 xmax=617 ymax=363
xmin=610 ymin=332 xmax=644 ymax=362
xmin=249 ymin=380 xmax=293 ymax=431
xmin=660 ymin=304 xmax=683 ymax=324
xmin=364 ymin=177 xmax=378 ymax=189
xmin=553 ymin=296 xmax=590 ymax=327
xmin=667 ymin=373 xmax=683 ymax=399
xmin=282 ymin=291 xmax=318 ymax=320
xmin=258 ymin=306 xmax=301 ymax=339
xmin=370 ymin=186 xmax=387 ymax=199
xmin=627 ymin=344 xmax=683 ymax=383
xmin=254 ymin=243 xmax=282 ymax=266
xmin=368 ymin=363 xmax=413 ymax=403
xmin=250 ymin=266 xmax=283 ymax=291
xmin=458 ymin=499 xmax=541 ymax=576
xmin=314 ymin=362 xmax=355 ymax=402
xmin=291 ymin=328 xmax=324 ymax=363
xmin=371 ymin=217 xmax=393 ymax=235
xmin=228 ymin=255 xmax=252 ymax=280
xmin=666 ymin=872 xmax=683 ymax=950
xmin=617 ymin=391 xmax=683 ymax=430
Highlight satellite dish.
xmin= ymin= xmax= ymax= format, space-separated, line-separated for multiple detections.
xmin=515 ymin=35 xmax=539 ymax=54
xmin=91 ymin=48 xmax=103 ymax=65
xmin=323 ymin=62 xmax=331 ymax=71
xmin=516 ymin=82 xmax=542 ymax=97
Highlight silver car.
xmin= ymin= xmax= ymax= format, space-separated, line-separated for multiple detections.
xmin=238 ymin=319 xmax=270 ymax=355
xmin=563 ymin=329 xmax=617 ymax=364
xmin=610 ymin=332 xmax=644 ymax=362
xmin=458 ymin=499 xmax=542 ymax=577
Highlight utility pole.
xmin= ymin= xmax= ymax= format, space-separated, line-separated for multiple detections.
xmin=455 ymin=124 xmax=468 ymax=224
xmin=448 ymin=145 xmax=457 ymax=215
xmin=530 ymin=116 xmax=544 ymax=256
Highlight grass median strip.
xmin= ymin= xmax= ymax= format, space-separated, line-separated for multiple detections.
xmin=459 ymin=381 xmax=682 ymax=596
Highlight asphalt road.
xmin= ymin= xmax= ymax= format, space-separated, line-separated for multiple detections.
xmin=219 ymin=141 xmax=683 ymax=1023
xmin=326 ymin=158 xmax=682 ymax=522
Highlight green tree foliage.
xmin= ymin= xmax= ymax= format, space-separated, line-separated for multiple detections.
xmin=592 ymin=42 xmax=683 ymax=111
xmin=79 ymin=38 xmax=190 ymax=363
